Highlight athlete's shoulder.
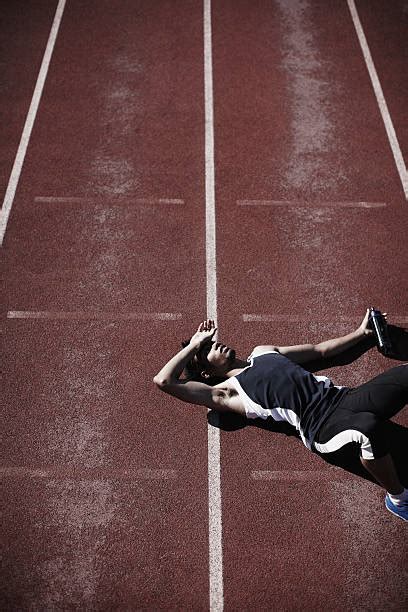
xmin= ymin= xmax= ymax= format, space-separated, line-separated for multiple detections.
xmin=249 ymin=346 xmax=280 ymax=359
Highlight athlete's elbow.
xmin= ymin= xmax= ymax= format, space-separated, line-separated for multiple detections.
xmin=314 ymin=345 xmax=327 ymax=359
xmin=153 ymin=375 xmax=169 ymax=389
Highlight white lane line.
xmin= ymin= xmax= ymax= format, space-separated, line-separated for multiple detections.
xmin=204 ymin=7 xmax=218 ymax=322
xmin=34 ymin=196 xmax=184 ymax=205
xmin=347 ymin=0 xmax=408 ymax=200
xmin=7 ymin=311 xmax=182 ymax=321
xmin=0 ymin=0 xmax=66 ymax=246
xmin=237 ymin=200 xmax=386 ymax=208
xmin=243 ymin=314 xmax=408 ymax=324
xmin=204 ymin=1 xmax=223 ymax=611
xmin=0 ymin=467 xmax=177 ymax=480
xmin=251 ymin=470 xmax=348 ymax=481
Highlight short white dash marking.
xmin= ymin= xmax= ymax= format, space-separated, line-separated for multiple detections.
xmin=237 ymin=200 xmax=387 ymax=209
xmin=34 ymin=196 xmax=184 ymax=205
xmin=242 ymin=314 xmax=408 ymax=324
xmin=347 ymin=0 xmax=408 ymax=200
xmin=243 ymin=314 xmax=353 ymax=323
xmin=7 ymin=311 xmax=182 ymax=321
xmin=0 ymin=467 xmax=177 ymax=480
xmin=391 ymin=316 xmax=408 ymax=325
xmin=0 ymin=0 xmax=66 ymax=245
xmin=251 ymin=470 xmax=343 ymax=481
xmin=243 ymin=314 xmax=303 ymax=323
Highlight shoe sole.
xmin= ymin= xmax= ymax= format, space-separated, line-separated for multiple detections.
xmin=385 ymin=499 xmax=408 ymax=522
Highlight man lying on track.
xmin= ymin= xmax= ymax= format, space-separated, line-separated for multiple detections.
xmin=154 ymin=310 xmax=408 ymax=522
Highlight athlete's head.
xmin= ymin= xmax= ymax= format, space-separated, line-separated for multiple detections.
xmin=182 ymin=338 xmax=236 ymax=382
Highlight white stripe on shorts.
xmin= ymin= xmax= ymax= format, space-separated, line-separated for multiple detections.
xmin=314 ymin=429 xmax=374 ymax=460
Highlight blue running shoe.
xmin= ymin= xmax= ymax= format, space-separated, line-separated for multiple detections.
xmin=385 ymin=495 xmax=408 ymax=522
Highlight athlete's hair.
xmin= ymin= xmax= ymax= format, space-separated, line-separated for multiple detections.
xmin=181 ymin=339 xmax=226 ymax=385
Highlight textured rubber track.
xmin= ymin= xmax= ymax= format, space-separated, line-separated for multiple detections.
xmin=212 ymin=0 xmax=408 ymax=609
xmin=1 ymin=1 xmax=210 ymax=609
xmin=1 ymin=0 xmax=407 ymax=609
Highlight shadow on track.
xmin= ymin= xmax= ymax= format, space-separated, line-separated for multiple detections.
xmin=208 ymin=324 xmax=408 ymax=487
xmin=208 ymin=411 xmax=408 ymax=487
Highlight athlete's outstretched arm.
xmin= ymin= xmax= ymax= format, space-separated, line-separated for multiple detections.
xmin=253 ymin=309 xmax=377 ymax=365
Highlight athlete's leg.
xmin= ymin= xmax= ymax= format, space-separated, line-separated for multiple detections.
xmin=347 ymin=363 xmax=408 ymax=419
xmin=360 ymin=454 xmax=403 ymax=495
xmin=315 ymin=410 xmax=405 ymax=491
xmin=315 ymin=380 xmax=408 ymax=519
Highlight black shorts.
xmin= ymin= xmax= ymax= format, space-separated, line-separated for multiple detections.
xmin=314 ymin=364 xmax=408 ymax=460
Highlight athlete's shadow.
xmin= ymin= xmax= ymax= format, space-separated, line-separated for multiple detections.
xmin=208 ymin=411 xmax=408 ymax=486
xmin=388 ymin=324 xmax=408 ymax=361
xmin=208 ymin=324 xmax=408 ymax=487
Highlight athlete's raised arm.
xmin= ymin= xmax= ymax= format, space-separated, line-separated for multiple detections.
xmin=252 ymin=309 xmax=377 ymax=364
xmin=153 ymin=320 xmax=228 ymax=410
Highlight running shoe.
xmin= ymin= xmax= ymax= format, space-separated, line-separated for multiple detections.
xmin=385 ymin=495 xmax=408 ymax=522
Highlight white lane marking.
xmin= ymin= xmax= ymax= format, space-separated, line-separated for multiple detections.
xmin=243 ymin=314 xmax=354 ymax=323
xmin=204 ymin=8 xmax=217 ymax=322
xmin=237 ymin=200 xmax=386 ymax=208
xmin=7 ymin=311 xmax=182 ymax=321
xmin=204 ymin=1 xmax=223 ymax=610
xmin=251 ymin=470 xmax=348 ymax=481
xmin=0 ymin=467 xmax=177 ymax=480
xmin=34 ymin=196 xmax=184 ymax=204
xmin=0 ymin=0 xmax=66 ymax=246
xmin=243 ymin=314 xmax=408 ymax=324
xmin=394 ymin=317 xmax=408 ymax=325
xmin=347 ymin=0 xmax=408 ymax=200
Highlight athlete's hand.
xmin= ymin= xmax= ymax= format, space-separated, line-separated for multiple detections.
xmin=359 ymin=308 xmax=387 ymax=336
xmin=191 ymin=319 xmax=217 ymax=347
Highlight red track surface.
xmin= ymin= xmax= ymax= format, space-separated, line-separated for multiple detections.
xmin=1 ymin=1 xmax=407 ymax=609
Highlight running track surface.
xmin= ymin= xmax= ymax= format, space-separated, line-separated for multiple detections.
xmin=1 ymin=1 xmax=407 ymax=609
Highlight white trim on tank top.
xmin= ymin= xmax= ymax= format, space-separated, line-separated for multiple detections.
xmin=229 ymin=371 xmax=312 ymax=450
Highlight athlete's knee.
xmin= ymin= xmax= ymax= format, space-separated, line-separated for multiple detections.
xmin=357 ymin=414 xmax=389 ymax=460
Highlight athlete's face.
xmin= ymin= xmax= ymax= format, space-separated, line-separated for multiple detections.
xmin=196 ymin=340 xmax=236 ymax=375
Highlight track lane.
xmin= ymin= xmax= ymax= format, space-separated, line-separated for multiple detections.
xmin=2 ymin=1 xmax=407 ymax=608
xmin=212 ymin=0 xmax=408 ymax=609
xmin=1 ymin=1 xmax=210 ymax=608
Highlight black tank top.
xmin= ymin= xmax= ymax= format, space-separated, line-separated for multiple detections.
xmin=232 ymin=351 xmax=348 ymax=449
